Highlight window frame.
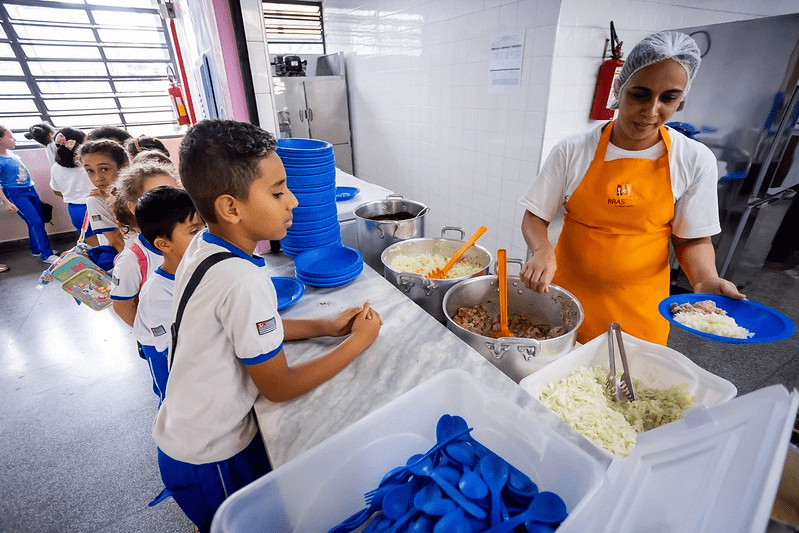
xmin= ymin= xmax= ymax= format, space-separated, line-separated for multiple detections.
xmin=0 ymin=0 xmax=181 ymax=148
xmin=262 ymin=0 xmax=325 ymax=56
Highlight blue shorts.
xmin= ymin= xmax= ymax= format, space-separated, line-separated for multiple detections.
xmin=157 ymin=431 xmax=272 ymax=533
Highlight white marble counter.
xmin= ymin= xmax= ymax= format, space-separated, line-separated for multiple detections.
xmin=256 ymin=253 xmax=609 ymax=469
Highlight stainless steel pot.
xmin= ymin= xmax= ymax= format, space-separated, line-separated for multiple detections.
xmin=442 ymin=270 xmax=583 ymax=382
xmin=381 ymin=227 xmax=492 ymax=323
xmin=354 ymin=195 xmax=429 ymax=272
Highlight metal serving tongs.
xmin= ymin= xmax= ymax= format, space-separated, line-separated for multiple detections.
xmin=607 ymin=322 xmax=636 ymax=402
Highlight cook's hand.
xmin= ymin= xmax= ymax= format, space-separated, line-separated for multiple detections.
xmin=325 ymin=302 xmax=372 ymax=336
xmin=3 ymin=201 xmax=18 ymax=213
xmin=350 ymin=303 xmax=382 ymax=345
xmin=520 ymin=248 xmax=557 ymax=293
xmin=694 ymin=277 xmax=746 ymax=300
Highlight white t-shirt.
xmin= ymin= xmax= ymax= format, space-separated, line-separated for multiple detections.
xmin=152 ymin=230 xmax=283 ymax=464
xmin=111 ymin=233 xmax=164 ymax=300
xmin=134 ymin=267 xmax=174 ymax=353
xmin=45 ymin=143 xmax=56 ymax=168
xmin=49 ymin=164 xmax=92 ymax=204
xmin=519 ymin=124 xmax=721 ymax=239
xmin=85 ymin=194 xmax=117 ymax=233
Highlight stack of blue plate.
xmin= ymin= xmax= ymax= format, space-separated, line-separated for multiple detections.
xmin=293 ymin=246 xmax=363 ymax=288
xmin=277 ymin=138 xmax=341 ymax=257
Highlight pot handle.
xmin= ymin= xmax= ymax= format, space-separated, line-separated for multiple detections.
xmin=376 ymin=222 xmax=399 ymax=240
xmin=385 ymin=194 xmax=405 ymax=200
xmin=440 ymin=226 xmax=465 ymax=240
xmin=494 ymin=257 xmax=524 ymax=275
xmin=486 ymin=337 xmax=541 ymax=361
xmin=397 ymin=272 xmax=437 ymax=295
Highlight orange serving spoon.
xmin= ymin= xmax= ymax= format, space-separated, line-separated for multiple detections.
xmin=495 ymin=248 xmax=514 ymax=338
xmin=427 ymin=226 xmax=488 ymax=279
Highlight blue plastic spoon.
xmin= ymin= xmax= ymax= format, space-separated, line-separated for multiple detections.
xmin=433 ymin=508 xmax=471 ymax=533
xmin=413 ymin=482 xmax=456 ymax=516
xmin=408 ymin=455 xmax=487 ymax=520
xmin=479 ymin=454 xmax=509 ymax=526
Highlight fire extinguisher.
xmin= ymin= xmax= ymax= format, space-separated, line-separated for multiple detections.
xmin=167 ymin=70 xmax=190 ymax=126
xmin=590 ymin=21 xmax=624 ymax=120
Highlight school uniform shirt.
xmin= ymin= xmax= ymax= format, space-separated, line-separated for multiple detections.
xmin=111 ymin=233 xmax=163 ymax=300
xmin=85 ymin=194 xmax=117 ymax=246
xmin=152 ymin=230 xmax=283 ymax=465
xmin=49 ymin=164 xmax=92 ymax=204
xmin=134 ymin=267 xmax=174 ymax=404
xmin=0 ymin=151 xmax=33 ymax=189
xmin=519 ymin=123 xmax=721 ymax=240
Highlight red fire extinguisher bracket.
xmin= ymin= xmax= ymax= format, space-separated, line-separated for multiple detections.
xmin=590 ymin=21 xmax=624 ymax=121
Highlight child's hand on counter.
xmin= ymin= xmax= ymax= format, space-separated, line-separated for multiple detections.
xmin=349 ymin=303 xmax=382 ymax=346
xmin=325 ymin=301 xmax=378 ymax=337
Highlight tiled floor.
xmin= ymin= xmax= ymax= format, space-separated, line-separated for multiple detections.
xmin=1 ymin=235 xmax=797 ymax=531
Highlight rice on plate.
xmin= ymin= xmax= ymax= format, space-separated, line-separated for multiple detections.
xmin=670 ymin=300 xmax=754 ymax=339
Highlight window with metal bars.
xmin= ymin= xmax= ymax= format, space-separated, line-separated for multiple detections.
xmin=263 ymin=1 xmax=324 ymax=56
xmin=0 ymin=0 xmax=180 ymax=149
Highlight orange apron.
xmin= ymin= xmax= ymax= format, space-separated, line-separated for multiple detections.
xmin=552 ymin=122 xmax=674 ymax=344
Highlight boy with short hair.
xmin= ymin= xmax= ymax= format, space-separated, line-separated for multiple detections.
xmin=153 ymin=119 xmax=382 ymax=532
xmin=133 ymin=186 xmax=204 ymax=405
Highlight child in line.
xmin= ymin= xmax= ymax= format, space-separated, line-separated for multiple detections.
xmin=0 ymin=125 xmax=57 ymax=263
xmin=49 ymin=127 xmax=99 ymax=246
xmin=109 ymin=162 xmax=181 ymax=327
xmin=153 ymin=119 xmax=383 ymax=532
xmin=125 ymin=135 xmax=170 ymax=159
xmin=87 ymin=126 xmax=131 ymax=144
xmin=133 ymin=187 xmax=205 ymax=405
xmin=132 ymin=149 xmax=174 ymax=168
xmin=24 ymin=123 xmax=56 ymax=167
xmin=79 ymin=139 xmax=129 ymax=254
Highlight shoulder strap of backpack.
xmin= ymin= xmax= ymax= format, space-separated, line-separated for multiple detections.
xmin=169 ymin=251 xmax=237 ymax=368
xmin=130 ymin=242 xmax=148 ymax=289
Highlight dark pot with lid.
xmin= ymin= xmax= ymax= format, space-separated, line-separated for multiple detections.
xmin=354 ymin=195 xmax=428 ymax=272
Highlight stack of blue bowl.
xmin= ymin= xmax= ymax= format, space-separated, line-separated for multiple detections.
xmin=293 ymin=246 xmax=364 ymax=288
xmin=277 ymin=138 xmax=341 ymax=257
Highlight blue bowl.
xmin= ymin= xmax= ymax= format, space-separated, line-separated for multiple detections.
xmin=293 ymin=245 xmax=363 ymax=278
xmin=289 ymin=214 xmax=340 ymax=232
xmin=285 ymin=223 xmax=341 ymax=242
xmin=271 ymin=277 xmax=305 ymax=311
xmin=279 ymin=153 xmax=335 ymax=166
xmin=296 ymin=265 xmax=363 ymax=288
xmin=335 ymin=186 xmax=360 ymax=202
xmin=293 ymin=190 xmax=337 ymax=207
xmin=283 ymin=162 xmax=336 ymax=176
xmin=658 ymin=294 xmax=796 ymax=343
xmin=293 ymin=201 xmax=337 ymax=219
xmin=281 ymin=237 xmax=343 ymax=258
xmin=287 ymin=171 xmax=337 ymax=189
xmin=277 ymin=138 xmax=333 ymax=153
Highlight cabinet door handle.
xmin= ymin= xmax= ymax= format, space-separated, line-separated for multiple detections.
xmin=299 ymin=108 xmax=305 ymax=122
xmin=307 ymin=107 xmax=314 ymax=121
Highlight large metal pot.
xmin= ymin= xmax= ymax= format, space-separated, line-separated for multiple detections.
xmin=443 ymin=271 xmax=583 ymax=382
xmin=381 ymin=227 xmax=492 ymax=323
xmin=354 ymin=195 xmax=429 ymax=272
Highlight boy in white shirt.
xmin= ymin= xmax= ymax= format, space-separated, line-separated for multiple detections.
xmin=133 ymin=186 xmax=204 ymax=406
xmin=153 ymin=119 xmax=382 ymax=532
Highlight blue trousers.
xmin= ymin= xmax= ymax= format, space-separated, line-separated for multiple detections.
xmin=66 ymin=203 xmax=98 ymax=238
xmin=3 ymin=186 xmax=53 ymax=259
xmin=156 ymin=430 xmax=272 ymax=533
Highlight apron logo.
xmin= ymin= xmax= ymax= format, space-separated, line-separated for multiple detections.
xmin=609 ymin=183 xmax=633 ymax=206
xmin=256 ymin=317 xmax=276 ymax=336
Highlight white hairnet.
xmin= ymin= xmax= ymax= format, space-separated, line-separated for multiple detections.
xmin=610 ymin=31 xmax=701 ymax=109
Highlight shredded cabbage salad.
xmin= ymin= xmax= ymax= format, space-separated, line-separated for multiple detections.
xmin=540 ymin=366 xmax=695 ymax=456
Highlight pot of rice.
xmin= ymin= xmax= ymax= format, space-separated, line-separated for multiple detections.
xmin=442 ymin=273 xmax=583 ymax=382
xmin=381 ymin=227 xmax=492 ymax=323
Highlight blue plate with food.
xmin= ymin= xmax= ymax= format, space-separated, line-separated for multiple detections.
xmin=271 ymin=276 xmax=305 ymax=311
xmin=658 ymin=294 xmax=795 ymax=344
xmin=335 ymin=186 xmax=360 ymax=202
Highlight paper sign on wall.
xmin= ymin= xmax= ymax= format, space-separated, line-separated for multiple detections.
xmin=489 ymin=30 xmax=525 ymax=94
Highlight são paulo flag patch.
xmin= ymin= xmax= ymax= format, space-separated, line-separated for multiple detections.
xmin=256 ymin=317 xmax=277 ymax=336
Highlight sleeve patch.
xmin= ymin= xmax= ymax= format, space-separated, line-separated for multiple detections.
xmin=256 ymin=317 xmax=277 ymax=336
xmin=151 ymin=324 xmax=167 ymax=337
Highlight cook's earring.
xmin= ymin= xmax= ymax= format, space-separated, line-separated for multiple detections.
xmin=677 ymin=101 xmax=685 ymax=112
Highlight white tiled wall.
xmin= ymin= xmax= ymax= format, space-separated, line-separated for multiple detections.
xmin=321 ymin=0 xmax=798 ymax=262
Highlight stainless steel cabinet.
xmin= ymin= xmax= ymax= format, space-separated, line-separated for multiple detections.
xmin=272 ymin=76 xmax=354 ymax=174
